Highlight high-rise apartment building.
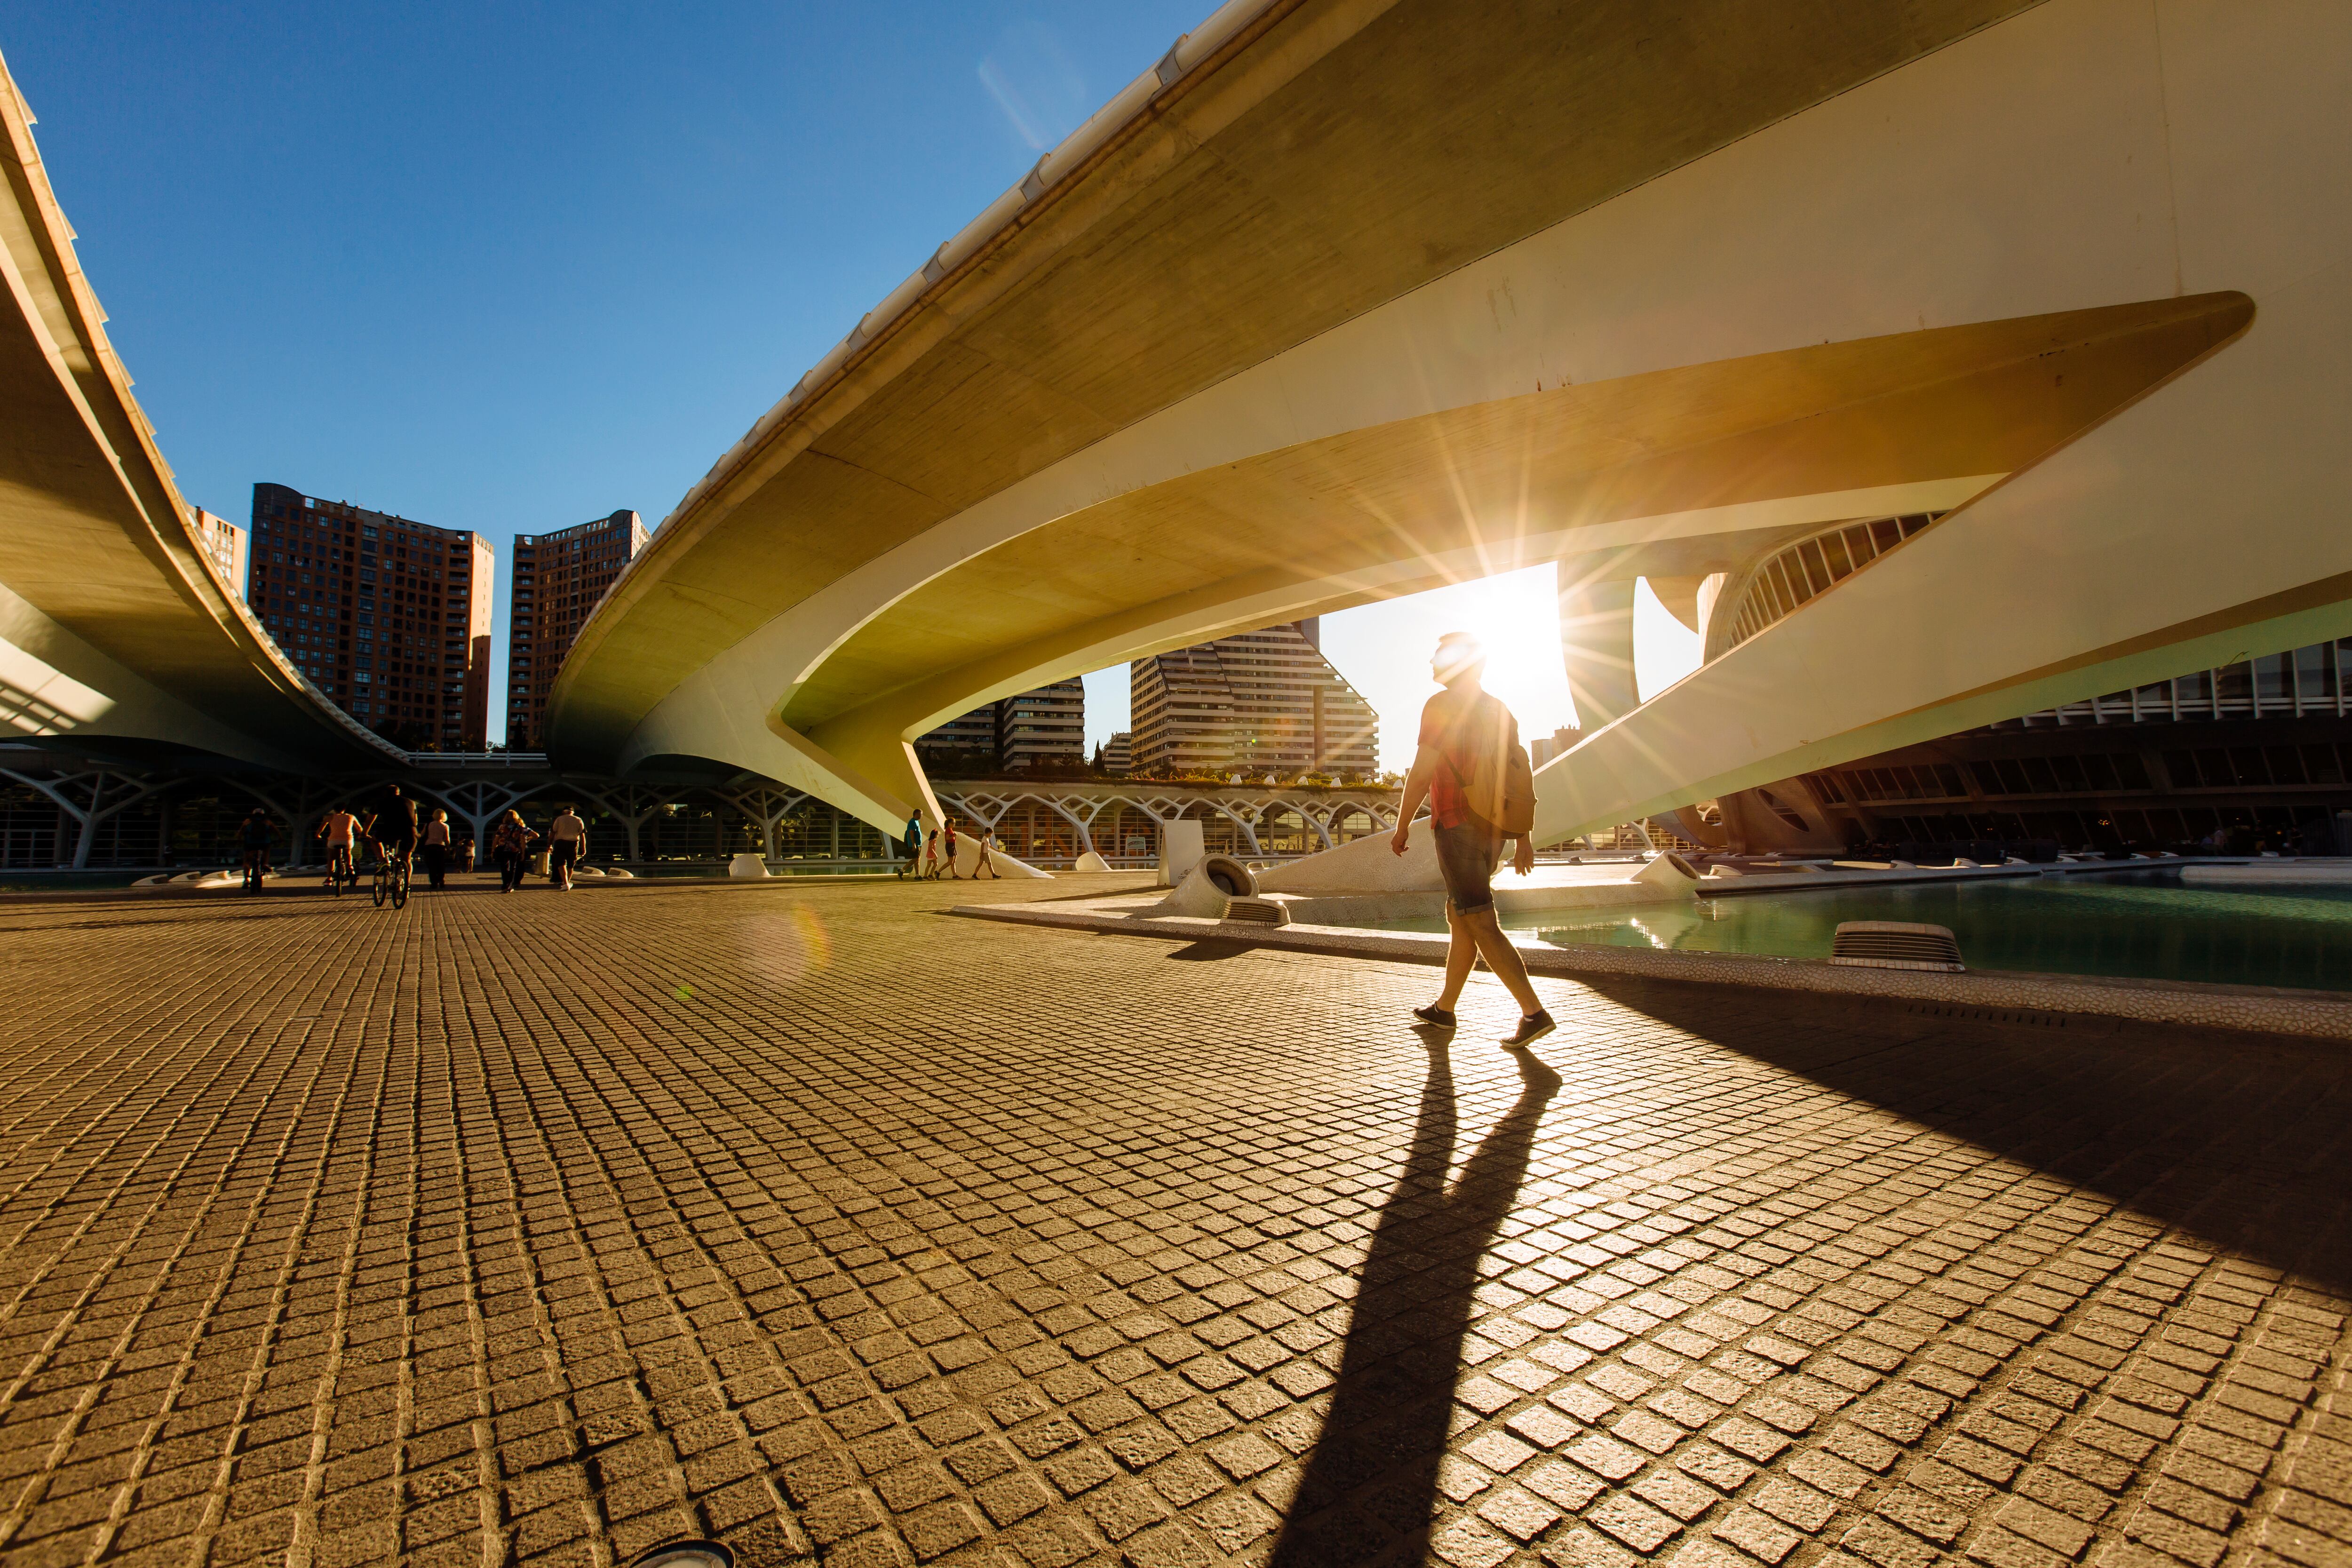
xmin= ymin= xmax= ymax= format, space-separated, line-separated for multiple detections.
xmin=917 ymin=680 xmax=1087 ymax=772
xmin=247 ymin=483 xmax=495 ymax=749
xmin=190 ymin=507 xmax=247 ymax=594
xmin=506 ymin=510 xmax=647 ymax=750
xmin=1099 ymin=732 xmax=1132 ymax=775
xmin=1129 ymin=619 xmax=1378 ymax=778
xmin=919 ymin=709 xmax=998 ymax=759
xmin=995 ymin=680 xmax=1085 ymax=770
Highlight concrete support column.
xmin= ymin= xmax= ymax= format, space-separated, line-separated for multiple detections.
xmin=70 ymin=782 xmax=102 ymax=870
xmin=1557 ymin=575 xmax=1639 ymax=732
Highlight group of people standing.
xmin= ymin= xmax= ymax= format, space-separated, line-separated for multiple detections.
xmin=229 ymin=787 xmax=592 ymax=897
xmin=896 ymin=811 xmax=998 ymax=881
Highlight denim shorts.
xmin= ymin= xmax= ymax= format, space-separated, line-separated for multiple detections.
xmin=1434 ymin=820 xmax=1504 ymax=912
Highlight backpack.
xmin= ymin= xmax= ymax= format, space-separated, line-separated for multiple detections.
xmin=1446 ymin=694 xmax=1537 ymax=835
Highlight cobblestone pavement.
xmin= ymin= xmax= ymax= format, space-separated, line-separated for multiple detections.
xmin=0 ymin=873 xmax=2345 ymax=1568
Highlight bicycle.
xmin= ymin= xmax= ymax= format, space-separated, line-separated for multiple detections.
xmin=326 ymin=843 xmax=357 ymax=896
xmin=372 ymin=846 xmax=411 ymax=910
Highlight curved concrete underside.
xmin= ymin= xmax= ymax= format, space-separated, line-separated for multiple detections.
xmin=0 ymin=56 xmax=396 ymax=773
xmin=555 ymin=0 xmax=2352 ymax=845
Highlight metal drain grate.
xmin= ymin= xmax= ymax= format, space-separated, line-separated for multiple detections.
xmin=1830 ymin=920 xmax=1965 ymax=971
xmin=631 ymin=1542 xmax=734 ymax=1568
xmin=1224 ymin=897 xmax=1289 ymax=926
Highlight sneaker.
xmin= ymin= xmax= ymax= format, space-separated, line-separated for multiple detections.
xmin=1412 ymin=1005 xmax=1456 ymax=1028
xmin=1501 ymin=1010 xmax=1556 ymax=1048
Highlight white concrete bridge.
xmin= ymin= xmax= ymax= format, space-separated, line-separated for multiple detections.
xmin=0 ymin=56 xmax=400 ymax=773
xmin=538 ymin=0 xmax=2352 ymax=872
xmin=8 ymin=5 xmax=2350 ymax=863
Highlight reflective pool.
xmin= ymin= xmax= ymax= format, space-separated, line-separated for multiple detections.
xmin=1362 ymin=872 xmax=2352 ymax=991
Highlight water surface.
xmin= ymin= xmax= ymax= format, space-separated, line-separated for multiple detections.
xmin=1364 ymin=871 xmax=2352 ymax=991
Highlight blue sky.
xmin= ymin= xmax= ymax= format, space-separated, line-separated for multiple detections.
xmin=4 ymin=3 xmax=1695 ymax=760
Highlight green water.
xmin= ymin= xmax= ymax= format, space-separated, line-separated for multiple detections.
xmin=1370 ymin=872 xmax=2352 ymax=992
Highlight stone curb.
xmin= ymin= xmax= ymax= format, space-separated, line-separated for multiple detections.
xmin=952 ymin=901 xmax=2352 ymax=1043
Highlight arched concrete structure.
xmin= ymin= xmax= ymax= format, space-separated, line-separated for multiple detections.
xmin=0 ymin=56 xmax=397 ymax=773
xmin=551 ymin=0 xmax=2352 ymax=847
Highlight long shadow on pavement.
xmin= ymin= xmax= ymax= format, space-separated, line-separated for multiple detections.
xmin=1266 ymin=1043 xmax=1560 ymax=1568
xmin=1577 ymin=976 xmax=2352 ymax=1295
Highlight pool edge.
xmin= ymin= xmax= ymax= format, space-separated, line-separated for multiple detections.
xmin=951 ymin=902 xmax=2352 ymax=1044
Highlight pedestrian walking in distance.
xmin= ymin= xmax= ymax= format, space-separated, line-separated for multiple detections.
xmin=548 ymin=804 xmax=588 ymax=891
xmin=922 ymin=828 xmax=942 ymax=880
xmin=970 ymin=825 xmax=999 ymax=879
xmin=898 ymin=810 xmax=922 ymax=879
xmin=421 ymin=810 xmax=452 ymax=889
xmin=1391 ymin=631 xmax=1554 ymax=1047
xmin=237 ymin=807 xmax=273 ymax=892
xmin=942 ymin=818 xmax=961 ymax=880
xmin=491 ymin=809 xmax=533 ymax=893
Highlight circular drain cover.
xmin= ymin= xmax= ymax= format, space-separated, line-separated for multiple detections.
xmin=632 ymin=1542 xmax=734 ymax=1568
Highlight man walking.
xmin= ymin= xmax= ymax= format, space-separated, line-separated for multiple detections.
xmin=898 ymin=810 xmax=922 ymax=879
xmin=1391 ymin=631 xmax=1554 ymax=1046
xmin=237 ymin=807 xmax=274 ymax=892
xmin=548 ymin=804 xmax=588 ymax=890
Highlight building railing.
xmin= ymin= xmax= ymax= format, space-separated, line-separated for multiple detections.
xmin=400 ymin=751 xmax=551 ymax=768
xmin=1996 ymin=639 xmax=2349 ymax=726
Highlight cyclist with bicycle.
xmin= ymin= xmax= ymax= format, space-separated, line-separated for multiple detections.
xmin=318 ymin=804 xmax=363 ymax=892
xmin=365 ymin=784 xmax=421 ymax=899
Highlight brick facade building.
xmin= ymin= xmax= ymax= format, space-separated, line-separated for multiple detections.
xmin=506 ymin=511 xmax=647 ymax=749
xmin=247 ymin=483 xmax=494 ymax=750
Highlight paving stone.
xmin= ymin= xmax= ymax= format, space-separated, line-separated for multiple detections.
xmin=1543 ymin=1525 xmax=1638 ymax=1568
xmin=1431 ymin=1517 xmax=1517 ymax=1568
xmin=1588 ymin=1492 xmax=1682 ymax=1553
xmin=1751 ymin=1478 xmax=1838 ymax=1534
xmin=0 ymin=874 xmax=2341 ymax=1568
xmin=1630 ymin=1467 xmax=1718 ymax=1523
xmin=1524 ymin=1460 xmax=1608 ymax=1513
xmin=1714 ymin=1504 xmax=1804 ymax=1566
xmin=1477 ymin=1484 xmax=1563 ymax=1543
xmin=1711 ymin=1419 xmax=1793 ymax=1465
xmin=1509 ymin=1405 xmax=1584 ymax=1450
xmin=1675 ymin=1445 xmax=1755 ymax=1496
xmin=1567 ymin=1434 xmax=1649 ymax=1483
